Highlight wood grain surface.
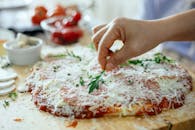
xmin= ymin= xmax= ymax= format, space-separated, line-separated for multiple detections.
xmin=0 ymin=62 xmax=195 ymax=130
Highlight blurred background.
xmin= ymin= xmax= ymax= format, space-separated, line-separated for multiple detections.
xmin=0 ymin=0 xmax=194 ymax=71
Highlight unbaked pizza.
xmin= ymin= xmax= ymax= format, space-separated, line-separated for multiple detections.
xmin=25 ymin=47 xmax=192 ymax=119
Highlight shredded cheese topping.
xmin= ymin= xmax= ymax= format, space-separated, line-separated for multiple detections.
xmin=25 ymin=47 xmax=192 ymax=118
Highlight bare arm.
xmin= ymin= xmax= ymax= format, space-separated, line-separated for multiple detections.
xmin=155 ymin=9 xmax=195 ymax=42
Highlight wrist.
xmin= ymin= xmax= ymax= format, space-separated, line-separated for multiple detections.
xmin=148 ymin=20 xmax=170 ymax=44
xmin=140 ymin=20 xmax=166 ymax=47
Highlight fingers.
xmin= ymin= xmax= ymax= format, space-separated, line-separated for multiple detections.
xmin=105 ymin=47 xmax=129 ymax=71
xmin=98 ymin=25 xmax=120 ymax=70
xmin=92 ymin=26 xmax=108 ymax=50
xmin=92 ymin=24 xmax=106 ymax=34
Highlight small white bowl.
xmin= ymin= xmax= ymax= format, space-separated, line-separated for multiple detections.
xmin=3 ymin=37 xmax=43 ymax=65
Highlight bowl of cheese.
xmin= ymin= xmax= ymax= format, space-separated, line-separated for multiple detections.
xmin=3 ymin=33 xmax=43 ymax=65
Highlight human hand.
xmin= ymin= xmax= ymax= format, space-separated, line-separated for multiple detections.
xmin=92 ymin=17 xmax=163 ymax=71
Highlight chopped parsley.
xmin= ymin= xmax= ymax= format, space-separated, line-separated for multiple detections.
xmin=8 ymin=92 xmax=18 ymax=101
xmin=88 ymin=71 xmax=105 ymax=93
xmin=3 ymin=100 xmax=9 ymax=108
xmin=79 ymin=77 xmax=85 ymax=86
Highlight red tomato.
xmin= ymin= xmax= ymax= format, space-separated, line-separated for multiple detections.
xmin=35 ymin=6 xmax=47 ymax=14
xmin=32 ymin=6 xmax=48 ymax=25
xmin=50 ymin=5 xmax=66 ymax=17
xmin=51 ymin=27 xmax=83 ymax=45
xmin=51 ymin=31 xmax=64 ymax=45
xmin=62 ymin=27 xmax=83 ymax=42
xmin=31 ymin=14 xmax=47 ymax=25
xmin=72 ymin=11 xmax=82 ymax=22
xmin=62 ymin=17 xmax=77 ymax=27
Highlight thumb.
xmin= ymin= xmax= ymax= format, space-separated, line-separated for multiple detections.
xmin=105 ymin=47 xmax=129 ymax=71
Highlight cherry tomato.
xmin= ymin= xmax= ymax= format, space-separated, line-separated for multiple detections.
xmin=62 ymin=17 xmax=77 ymax=27
xmin=62 ymin=27 xmax=83 ymax=42
xmin=50 ymin=5 xmax=66 ymax=17
xmin=72 ymin=11 xmax=82 ymax=22
xmin=51 ymin=27 xmax=83 ymax=45
xmin=31 ymin=14 xmax=47 ymax=25
xmin=32 ymin=6 xmax=48 ymax=25
xmin=35 ymin=6 xmax=47 ymax=14
xmin=51 ymin=31 xmax=64 ymax=44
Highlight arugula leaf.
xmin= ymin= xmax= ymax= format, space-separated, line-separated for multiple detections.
xmin=8 ymin=92 xmax=18 ymax=101
xmin=88 ymin=71 xmax=105 ymax=93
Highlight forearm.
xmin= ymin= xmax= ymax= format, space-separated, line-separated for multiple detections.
xmin=154 ymin=9 xmax=195 ymax=43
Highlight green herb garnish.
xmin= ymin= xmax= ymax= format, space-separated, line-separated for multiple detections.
xmin=154 ymin=53 xmax=173 ymax=63
xmin=8 ymin=92 xmax=18 ymax=101
xmin=49 ymin=50 xmax=81 ymax=61
xmin=128 ymin=80 xmax=133 ymax=84
xmin=3 ymin=100 xmax=9 ymax=108
xmin=128 ymin=59 xmax=144 ymax=66
xmin=88 ymin=71 xmax=105 ymax=93
xmin=51 ymin=54 xmax=66 ymax=58
xmin=127 ymin=53 xmax=174 ymax=67
xmin=79 ymin=77 xmax=85 ymax=86
xmin=67 ymin=73 xmax=71 ymax=76
xmin=67 ymin=51 xmax=82 ymax=61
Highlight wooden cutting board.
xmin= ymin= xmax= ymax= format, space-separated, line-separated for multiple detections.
xmin=0 ymin=65 xmax=195 ymax=130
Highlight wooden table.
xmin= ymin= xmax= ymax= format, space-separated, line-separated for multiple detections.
xmin=0 ymin=43 xmax=195 ymax=130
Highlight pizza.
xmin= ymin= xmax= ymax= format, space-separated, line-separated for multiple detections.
xmin=25 ymin=47 xmax=192 ymax=119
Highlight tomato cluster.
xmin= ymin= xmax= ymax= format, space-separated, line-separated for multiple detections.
xmin=51 ymin=26 xmax=83 ymax=45
xmin=31 ymin=5 xmax=83 ymax=45
xmin=49 ymin=11 xmax=83 ymax=45
xmin=31 ymin=5 xmax=67 ymax=25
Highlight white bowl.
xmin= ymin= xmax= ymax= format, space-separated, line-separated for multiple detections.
xmin=3 ymin=37 xmax=43 ymax=65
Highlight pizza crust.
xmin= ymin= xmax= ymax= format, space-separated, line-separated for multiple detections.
xmin=25 ymin=47 xmax=192 ymax=118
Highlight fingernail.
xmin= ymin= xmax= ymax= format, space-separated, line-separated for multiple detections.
xmin=106 ymin=63 xmax=115 ymax=71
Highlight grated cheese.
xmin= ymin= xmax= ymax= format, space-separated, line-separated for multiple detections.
xmin=25 ymin=47 xmax=192 ymax=118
